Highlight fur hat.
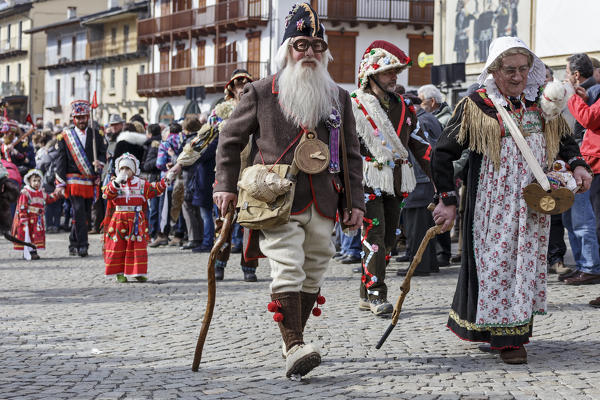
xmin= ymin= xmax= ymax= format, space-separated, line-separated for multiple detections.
xmin=70 ymin=100 xmax=91 ymax=116
xmin=24 ymin=169 xmax=43 ymax=187
xmin=115 ymin=152 xmax=140 ymax=176
xmin=357 ymin=41 xmax=411 ymax=89
xmin=282 ymin=3 xmax=324 ymax=44
xmin=132 ymin=121 xmax=145 ymax=133
xmin=224 ymin=69 xmax=254 ymax=100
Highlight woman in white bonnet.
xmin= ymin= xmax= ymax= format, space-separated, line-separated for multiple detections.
xmin=431 ymin=37 xmax=592 ymax=364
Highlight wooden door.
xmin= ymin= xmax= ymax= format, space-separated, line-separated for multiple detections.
xmin=407 ymin=35 xmax=433 ymax=86
xmin=197 ymin=41 xmax=206 ymax=68
xmin=173 ymin=0 xmax=191 ymax=12
xmin=328 ymin=0 xmax=356 ymax=19
xmin=247 ymin=32 xmax=261 ymax=79
xmin=160 ymin=0 xmax=170 ymax=15
xmin=160 ymin=48 xmax=170 ymax=72
xmin=327 ymin=31 xmax=357 ymax=84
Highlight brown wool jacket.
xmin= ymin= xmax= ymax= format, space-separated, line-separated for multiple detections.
xmin=214 ymin=75 xmax=365 ymax=220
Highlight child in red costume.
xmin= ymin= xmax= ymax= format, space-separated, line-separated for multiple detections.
xmin=102 ymin=153 xmax=169 ymax=282
xmin=11 ymin=169 xmax=61 ymax=260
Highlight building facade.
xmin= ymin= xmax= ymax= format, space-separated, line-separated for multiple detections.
xmin=82 ymin=1 xmax=149 ymax=123
xmin=433 ymin=0 xmax=600 ymax=98
xmin=137 ymin=0 xmax=433 ymax=124
xmin=0 ymin=1 xmax=31 ymax=123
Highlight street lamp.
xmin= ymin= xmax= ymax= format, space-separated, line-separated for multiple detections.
xmin=83 ymin=69 xmax=90 ymax=101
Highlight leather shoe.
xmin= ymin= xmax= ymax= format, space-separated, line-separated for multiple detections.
xmin=181 ymin=240 xmax=201 ymax=250
xmin=558 ymin=268 xmax=578 ymax=282
xmin=69 ymin=248 xmax=77 ymax=256
xmin=589 ymin=297 xmax=600 ymax=308
xmin=78 ymin=247 xmax=88 ymax=257
xmin=192 ymin=245 xmax=212 ymax=253
xmin=437 ymin=255 xmax=450 ymax=267
xmin=215 ymin=266 xmax=224 ymax=281
xmin=396 ymin=268 xmax=429 ymax=277
xmin=341 ymin=255 xmax=361 ymax=264
xmin=564 ymin=272 xmax=600 ymax=285
xmin=243 ymin=270 xmax=257 ymax=282
xmin=450 ymin=254 xmax=462 ymax=263
xmin=396 ymin=255 xmax=410 ymax=262
xmin=500 ymin=346 xmax=527 ymax=364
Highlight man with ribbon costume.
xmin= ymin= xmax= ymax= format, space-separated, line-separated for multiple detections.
xmin=212 ymin=3 xmax=364 ymax=378
xmin=431 ymin=37 xmax=592 ymax=364
xmin=351 ymin=41 xmax=433 ymax=317
xmin=173 ymin=69 xmax=259 ymax=282
xmin=55 ymin=100 xmax=107 ymax=257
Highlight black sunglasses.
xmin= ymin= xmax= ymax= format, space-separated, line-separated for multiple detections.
xmin=291 ymin=38 xmax=328 ymax=53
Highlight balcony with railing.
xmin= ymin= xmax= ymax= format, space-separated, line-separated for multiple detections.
xmin=0 ymin=36 xmax=28 ymax=60
xmin=138 ymin=0 xmax=268 ymax=44
xmin=87 ymin=39 xmax=148 ymax=59
xmin=1 ymin=81 xmax=25 ymax=97
xmin=137 ymin=61 xmax=268 ymax=97
xmin=313 ymin=0 xmax=434 ymax=26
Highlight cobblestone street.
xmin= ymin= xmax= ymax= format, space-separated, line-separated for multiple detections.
xmin=1 ymin=232 xmax=600 ymax=399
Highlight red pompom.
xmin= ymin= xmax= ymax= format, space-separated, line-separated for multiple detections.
xmin=316 ymin=295 xmax=326 ymax=305
xmin=312 ymin=307 xmax=322 ymax=317
xmin=267 ymin=301 xmax=278 ymax=313
xmin=365 ymin=156 xmax=372 ymax=162
xmin=273 ymin=312 xmax=284 ymax=322
xmin=361 ymin=275 xmax=366 ymax=283
xmin=368 ymin=193 xmax=376 ymax=200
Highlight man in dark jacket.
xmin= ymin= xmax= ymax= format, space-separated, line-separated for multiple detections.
xmin=55 ymin=100 xmax=107 ymax=257
xmin=397 ymin=95 xmax=442 ymax=276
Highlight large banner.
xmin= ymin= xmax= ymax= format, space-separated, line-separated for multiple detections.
xmin=444 ymin=0 xmax=530 ymax=64
xmin=534 ymin=0 xmax=600 ymax=58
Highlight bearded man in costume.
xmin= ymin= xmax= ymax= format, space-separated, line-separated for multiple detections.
xmin=212 ymin=3 xmax=364 ymax=378
xmin=351 ymin=41 xmax=432 ymax=316
xmin=55 ymin=100 xmax=107 ymax=257
xmin=173 ymin=69 xmax=259 ymax=282
xmin=432 ymin=37 xmax=592 ymax=364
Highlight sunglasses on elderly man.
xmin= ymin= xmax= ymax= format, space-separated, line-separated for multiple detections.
xmin=291 ymin=38 xmax=328 ymax=53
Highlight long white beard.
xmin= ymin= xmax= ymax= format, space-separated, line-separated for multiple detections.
xmin=278 ymin=57 xmax=339 ymax=129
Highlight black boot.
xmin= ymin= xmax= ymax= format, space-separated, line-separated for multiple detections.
xmin=242 ymin=266 xmax=257 ymax=282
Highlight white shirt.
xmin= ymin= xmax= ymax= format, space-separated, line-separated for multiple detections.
xmin=74 ymin=126 xmax=87 ymax=147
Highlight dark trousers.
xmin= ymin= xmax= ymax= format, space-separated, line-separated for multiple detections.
xmin=360 ymin=193 xmax=400 ymax=301
xmin=45 ymin=200 xmax=62 ymax=228
xmin=69 ymin=196 xmax=92 ymax=250
xmin=91 ymin=196 xmax=105 ymax=231
xmin=590 ymin=174 xmax=600 ymax=245
xmin=435 ymin=231 xmax=452 ymax=260
xmin=403 ymin=206 xmax=438 ymax=274
xmin=148 ymin=196 xmax=160 ymax=238
xmin=548 ymin=213 xmax=566 ymax=266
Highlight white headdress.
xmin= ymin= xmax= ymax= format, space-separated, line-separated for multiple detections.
xmin=24 ymin=169 xmax=44 ymax=188
xmin=115 ymin=152 xmax=140 ymax=176
xmin=477 ymin=36 xmax=546 ymax=107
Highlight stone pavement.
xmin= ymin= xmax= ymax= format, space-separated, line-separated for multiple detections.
xmin=1 ymin=232 xmax=600 ymax=400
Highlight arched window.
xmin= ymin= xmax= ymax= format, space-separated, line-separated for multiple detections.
xmin=183 ymin=100 xmax=200 ymax=119
xmin=157 ymin=102 xmax=174 ymax=125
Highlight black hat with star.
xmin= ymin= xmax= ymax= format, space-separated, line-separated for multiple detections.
xmin=282 ymin=3 xmax=324 ymax=44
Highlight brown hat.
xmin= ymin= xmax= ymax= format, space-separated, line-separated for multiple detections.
xmin=183 ymin=116 xmax=202 ymax=133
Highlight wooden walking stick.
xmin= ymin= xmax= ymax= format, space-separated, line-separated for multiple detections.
xmin=376 ymin=204 xmax=452 ymax=349
xmin=192 ymin=204 xmax=235 ymax=371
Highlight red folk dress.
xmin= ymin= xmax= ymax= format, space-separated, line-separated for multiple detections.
xmin=103 ymin=176 xmax=167 ymax=278
xmin=11 ymin=187 xmax=60 ymax=250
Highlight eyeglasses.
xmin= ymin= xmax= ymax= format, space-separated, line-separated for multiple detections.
xmin=500 ymin=65 xmax=530 ymax=77
xmin=291 ymin=38 xmax=328 ymax=53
